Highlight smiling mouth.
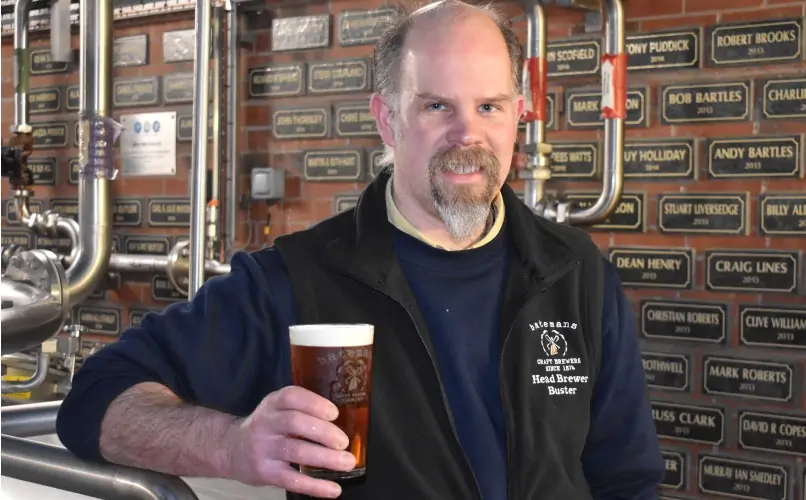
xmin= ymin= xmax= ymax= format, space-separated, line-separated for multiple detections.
xmin=447 ymin=165 xmax=481 ymax=175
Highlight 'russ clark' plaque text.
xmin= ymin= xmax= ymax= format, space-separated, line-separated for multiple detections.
xmin=641 ymin=352 xmax=689 ymax=391
xmin=547 ymin=39 xmax=600 ymax=77
xmin=640 ymin=300 xmax=727 ymax=344
xmin=661 ymin=81 xmax=751 ymax=124
xmin=705 ymin=250 xmax=799 ymax=294
xmin=651 ymin=402 xmax=724 ymax=445
xmin=707 ymin=135 xmax=802 ymax=178
xmin=658 ymin=193 xmax=748 ymax=235
xmin=739 ymin=305 xmax=806 ymax=350
xmin=565 ymin=88 xmax=649 ymax=128
xmin=609 ymin=247 xmax=692 ymax=289
xmin=623 ymin=139 xmax=694 ymax=179
xmin=738 ymin=411 xmax=806 ymax=457
xmin=626 ymin=29 xmax=701 ymax=71
xmin=248 ymin=64 xmax=305 ymax=98
xmin=567 ymin=194 xmax=644 ymax=232
xmin=702 ymin=356 xmax=794 ymax=402
xmin=272 ymin=107 xmax=330 ymax=140
xmin=302 ymin=148 xmax=364 ymax=182
xmin=698 ymin=455 xmax=789 ymax=500
xmin=760 ymin=193 xmax=806 ymax=236
xmin=659 ymin=450 xmax=686 ymax=490
xmin=549 ymin=142 xmax=598 ymax=179
xmin=708 ymin=18 xmax=804 ymax=67
xmin=763 ymin=76 xmax=806 ymax=120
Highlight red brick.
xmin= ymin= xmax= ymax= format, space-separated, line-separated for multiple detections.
xmin=686 ymin=0 xmax=764 ymax=12
xmin=641 ymin=14 xmax=719 ymax=32
xmin=719 ymin=5 xmax=806 ymax=21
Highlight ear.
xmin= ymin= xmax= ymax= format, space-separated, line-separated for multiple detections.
xmin=514 ymin=94 xmax=526 ymax=122
xmin=370 ymin=93 xmax=397 ymax=148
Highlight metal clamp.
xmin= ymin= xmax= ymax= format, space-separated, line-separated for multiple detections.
xmin=166 ymin=240 xmax=190 ymax=297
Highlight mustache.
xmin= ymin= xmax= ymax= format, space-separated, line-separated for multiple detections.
xmin=430 ymin=146 xmax=500 ymax=173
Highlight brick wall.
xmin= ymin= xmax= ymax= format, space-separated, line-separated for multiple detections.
xmin=2 ymin=0 xmax=805 ymax=498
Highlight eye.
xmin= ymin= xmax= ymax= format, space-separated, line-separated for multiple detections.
xmin=479 ymin=104 xmax=499 ymax=113
xmin=427 ymin=102 xmax=447 ymax=111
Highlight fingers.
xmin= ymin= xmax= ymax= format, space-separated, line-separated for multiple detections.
xmin=268 ymin=386 xmax=339 ymax=421
xmin=270 ymin=464 xmax=344 ymax=499
xmin=271 ymin=409 xmax=349 ymax=450
xmin=279 ymin=436 xmax=356 ymax=472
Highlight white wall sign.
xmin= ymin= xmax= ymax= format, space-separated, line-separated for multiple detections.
xmin=120 ymin=112 xmax=177 ymax=176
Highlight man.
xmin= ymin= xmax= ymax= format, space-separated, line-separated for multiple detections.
xmin=56 ymin=1 xmax=664 ymax=499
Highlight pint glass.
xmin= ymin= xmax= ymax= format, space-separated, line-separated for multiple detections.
xmin=289 ymin=323 xmax=374 ymax=480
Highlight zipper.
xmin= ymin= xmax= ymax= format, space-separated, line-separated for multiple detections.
xmin=498 ymin=260 xmax=580 ymax=500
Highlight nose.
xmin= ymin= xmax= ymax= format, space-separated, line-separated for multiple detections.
xmin=445 ymin=109 xmax=484 ymax=147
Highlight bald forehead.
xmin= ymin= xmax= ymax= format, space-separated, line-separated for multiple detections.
xmin=407 ymin=2 xmax=501 ymax=39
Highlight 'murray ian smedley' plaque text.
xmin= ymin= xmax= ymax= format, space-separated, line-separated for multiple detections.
xmin=698 ymin=455 xmax=789 ymax=500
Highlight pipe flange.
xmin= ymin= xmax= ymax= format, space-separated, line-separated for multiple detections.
xmin=166 ymin=240 xmax=190 ymax=298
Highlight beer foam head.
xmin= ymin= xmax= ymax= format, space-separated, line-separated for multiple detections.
xmin=289 ymin=324 xmax=374 ymax=347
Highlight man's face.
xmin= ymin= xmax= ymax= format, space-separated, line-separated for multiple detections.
xmin=372 ymin=14 xmax=525 ymax=241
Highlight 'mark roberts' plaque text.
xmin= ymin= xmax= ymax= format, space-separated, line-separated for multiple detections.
xmin=658 ymin=193 xmax=748 ymax=235
xmin=661 ymin=81 xmax=751 ymax=124
xmin=705 ymin=250 xmax=799 ymax=294
xmin=698 ymin=455 xmax=788 ymax=500
xmin=707 ymin=135 xmax=802 ymax=178
xmin=739 ymin=411 xmax=806 ymax=457
xmin=702 ymin=356 xmax=793 ymax=402
xmin=641 ymin=352 xmax=689 ymax=391
xmin=651 ymin=402 xmax=724 ymax=445
xmin=739 ymin=305 xmax=806 ymax=350
xmin=760 ymin=193 xmax=806 ymax=236
xmin=709 ymin=18 xmax=804 ymax=67
xmin=609 ymin=247 xmax=691 ymax=288
xmin=624 ymin=139 xmax=694 ymax=179
xmin=640 ymin=300 xmax=726 ymax=343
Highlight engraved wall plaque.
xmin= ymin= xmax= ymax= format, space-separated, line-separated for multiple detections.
xmin=4 ymin=199 xmax=44 ymax=225
xmin=705 ymin=250 xmax=799 ymax=294
xmin=28 ymin=87 xmax=61 ymax=115
xmin=609 ymin=247 xmax=692 ymax=288
xmin=129 ymin=308 xmax=154 ymax=328
xmin=739 ymin=411 xmax=806 ymax=457
xmin=248 ymin=64 xmax=305 ymax=98
xmin=709 ymin=18 xmax=804 ymax=66
xmin=703 ymin=356 xmax=793 ymax=402
xmin=763 ymin=77 xmax=806 ymax=120
xmin=27 ymin=157 xmax=57 ymax=185
xmin=661 ymin=81 xmax=751 ymax=124
xmin=113 ymin=34 xmax=149 ymax=67
xmin=641 ymin=352 xmax=689 ymax=391
xmin=163 ymin=73 xmax=194 ymax=104
xmin=113 ymin=77 xmax=160 ymax=108
xmin=565 ymin=87 xmax=648 ymax=128
xmin=124 ymin=235 xmax=170 ymax=255
xmin=707 ymin=135 xmax=802 ymax=178
xmin=152 ymin=275 xmax=186 ymax=301
xmin=272 ymin=107 xmax=330 ymax=139
xmin=626 ymin=29 xmax=701 ymax=71
xmin=113 ymin=198 xmax=143 ymax=227
xmin=32 ymin=121 xmax=69 ymax=149
xmin=739 ymin=305 xmax=806 ymax=350
xmin=624 ymin=139 xmax=695 ymax=179
xmin=302 ymin=148 xmax=363 ymax=181
xmin=658 ymin=193 xmax=748 ymax=235
xmin=334 ymin=193 xmax=361 ymax=214
xmin=35 ymin=234 xmax=72 ymax=254
xmin=176 ymin=111 xmax=213 ymax=142
xmin=549 ymin=141 xmax=599 ymax=178
xmin=338 ymin=7 xmax=398 ymax=46
xmin=547 ymin=39 xmax=601 ymax=77
xmin=162 ymin=29 xmax=195 ymax=63
xmin=50 ymin=198 xmax=78 ymax=221
xmin=333 ymin=102 xmax=376 ymax=137
xmin=272 ymin=15 xmax=330 ymax=52
xmin=30 ymin=48 xmax=69 ymax=75
xmin=65 ymin=85 xmax=80 ymax=112
xmin=651 ymin=402 xmax=724 ymax=445
xmin=519 ymin=91 xmax=558 ymax=131
xmin=1 ymin=231 xmax=32 ymax=249
xmin=308 ymin=58 xmax=370 ymax=94
xmin=76 ymin=306 xmax=121 ymax=336
xmin=147 ymin=197 xmax=191 ymax=227
xmin=67 ymin=157 xmax=80 ymax=184
xmin=760 ymin=193 xmax=806 ymax=236
xmin=370 ymin=148 xmax=387 ymax=178
xmin=660 ymin=450 xmax=686 ymax=490
xmin=567 ymin=193 xmax=644 ymax=232
xmin=698 ymin=455 xmax=789 ymax=500
xmin=640 ymin=300 xmax=727 ymax=343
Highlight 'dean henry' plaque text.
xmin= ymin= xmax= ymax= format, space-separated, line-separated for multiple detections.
xmin=640 ymin=300 xmax=727 ymax=343
xmin=609 ymin=247 xmax=691 ymax=288
xmin=651 ymin=402 xmax=724 ymax=445
xmin=739 ymin=305 xmax=806 ymax=350
xmin=698 ymin=455 xmax=788 ymax=500
xmin=705 ymin=250 xmax=799 ymax=293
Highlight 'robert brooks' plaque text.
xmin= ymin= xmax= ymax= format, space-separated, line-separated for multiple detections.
xmin=308 ymin=58 xmax=370 ymax=94
xmin=76 ymin=306 xmax=121 ymax=336
xmin=760 ymin=193 xmax=806 ymax=236
xmin=334 ymin=102 xmax=377 ymax=137
xmin=147 ymin=198 xmax=191 ymax=227
xmin=113 ymin=77 xmax=160 ymax=108
xmin=273 ymin=107 xmax=330 ymax=139
xmin=661 ymin=81 xmax=751 ymax=124
xmin=549 ymin=142 xmax=598 ymax=179
xmin=658 ymin=193 xmax=748 ymax=235
xmin=624 ymin=139 xmax=694 ymax=179
xmin=565 ymin=88 xmax=648 ymax=128
xmin=338 ymin=7 xmax=398 ymax=46
xmin=32 ymin=121 xmax=69 ymax=149
xmin=302 ymin=149 xmax=363 ymax=181
xmin=709 ymin=18 xmax=804 ymax=66
xmin=640 ymin=300 xmax=727 ymax=343
xmin=272 ymin=15 xmax=330 ymax=52
xmin=27 ymin=157 xmax=56 ymax=185
xmin=248 ymin=64 xmax=305 ymax=98
xmin=703 ymin=356 xmax=793 ymax=402
xmin=739 ymin=411 xmax=806 ymax=457
xmin=705 ymin=250 xmax=799 ymax=293
xmin=626 ymin=29 xmax=701 ymax=71
xmin=567 ymin=194 xmax=644 ymax=232
xmin=641 ymin=353 xmax=689 ymax=391
xmin=698 ymin=455 xmax=788 ymax=500
xmin=707 ymin=135 xmax=802 ymax=178
xmin=763 ymin=77 xmax=806 ymax=120
xmin=660 ymin=451 xmax=686 ymax=490
xmin=609 ymin=247 xmax=692 ymax=288
xmin=28 ymin=87 xmax=61 ymax=115
xmin=651 ymin=402 xmax=724 ymax=445
xmin=547 ymin=39 xmax=600 ymax=77
xmin=739 ymin=305 xmax=806 ymax=350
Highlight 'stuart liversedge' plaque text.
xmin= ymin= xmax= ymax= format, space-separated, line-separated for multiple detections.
xmin=608 ymin=247 xmax=692 ymax=288
xmin=698 ymin=455 xmax=789 ymax=500
xmin=308 ymin=58 xmax=370 ymax=94
xmin=626 ymin=29 xmax=701 ymax=71
xmin=763 ymin=77 xmax=806 ymax=120
xmin=702 ymin=356 xmax=793 ymax=402
xmin=567 ymin=194 xmax=644 ymax=232
xmin=334 ymin=101 xmax=377 ymax=137
xmin=708 ymin=18 xmax=804 ymax=67
xmin=641 ymin=353 xmax=689 ymax=391
xmin=739 ymin=305 xmax=806 ymax=350
xmin=659 ymin=450 xmax=686 ymax=490
xmin=565 ymin=88 xmax=648 ymax=128
xmin=760 ymin=193 xmax=806 ymax=236
xmin=640 ymin=300 xmax=727 ymax=343
xmin=661 ymin=81 xmax=751 ymax=124
xmin=547 ymin=39 xmax=600 ymax=77
xmin=705 ymin=250 xmax=799 ymax=294
xmin=272 ymin=15 xmax=330 ymax=52
xmin=707 ymin=135 xmax=802 ymax=178
xmin=549 ymin=142 xmax=598 ymax=179
xmin=273 ymin=107 xmax=330 ymax=140
xmin=248 ymin=64 xmax=305 ymax=98
xmin=302 ymin=149 xmax=363 ymax=181
xmin=738 ymin=411 xmax=806 ymax=457
xmin=658 ymin=193 xmax=748 ymax=235
xmin=623 ymin=139 xmax=694 ymax=179
xmin=651 ymin=402 xmax=724 ymax=445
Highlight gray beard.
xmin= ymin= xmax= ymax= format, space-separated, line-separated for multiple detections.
xmin=434 ymin=199 xmax=492 ymax=243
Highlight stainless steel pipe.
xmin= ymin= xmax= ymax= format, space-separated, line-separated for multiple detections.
xmin=0 ymin=401 xmax=61 ymax=437
xmin=522 ymin=3 xmax=547 ymax=211
xmin=225 ymin=2 xmax=239 ymax=260
xmin=189 ymin=0 xmax=213 ymax=299
xmin=1 ymin=434 xmax=200 ymax=499
xmin=1 ymin=351 xmax=50 ymax=394
xmin=13 ymin=0 xmax=32 ymax=132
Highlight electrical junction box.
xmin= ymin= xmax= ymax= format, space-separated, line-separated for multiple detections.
xmin=250 ymin=167 xmax=285 ymax=201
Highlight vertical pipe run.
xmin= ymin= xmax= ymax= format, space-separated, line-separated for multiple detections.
xmin=189 ymin=0 xmax=213 ymax=298
xmin=13 ymin=0 xmax=31 ymax=132
xmin=65 ymin=0 xmax=113 ymax=306
xmin=209 ymin=6 xmax=223 ymax=257
xmin=522 ymin=4 xmax=547 ymax=210
xmin=225 ymin=3 xmax=239 ymax=260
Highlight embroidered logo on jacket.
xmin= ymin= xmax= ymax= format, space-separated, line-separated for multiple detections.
xmin=529 ymin=323 xmax=589 ymax=396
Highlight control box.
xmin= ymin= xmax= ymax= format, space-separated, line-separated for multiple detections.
xmin=250 ymin=167 xmax=285 ymax=201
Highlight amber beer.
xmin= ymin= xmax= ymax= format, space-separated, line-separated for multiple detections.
xmin=289 ymin=323 xmax=374 ymax=480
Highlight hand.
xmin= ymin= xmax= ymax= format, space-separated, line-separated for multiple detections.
xmin=224 ymin=386 xmax=355 ymax=498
